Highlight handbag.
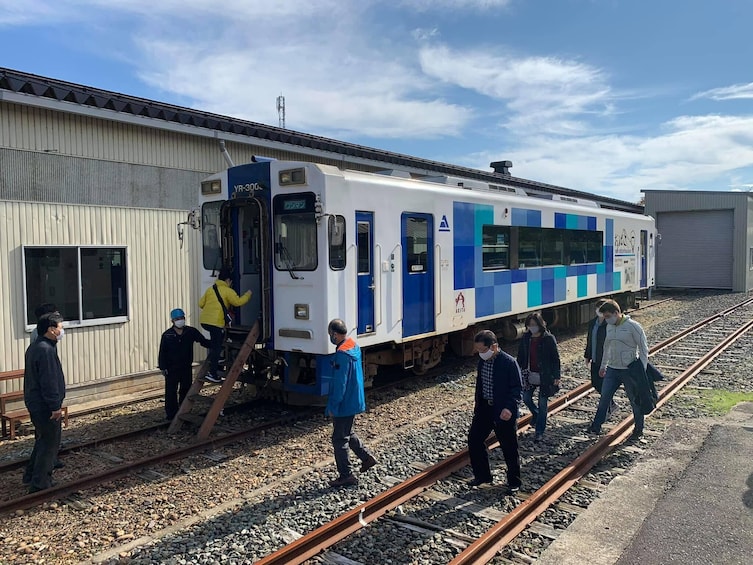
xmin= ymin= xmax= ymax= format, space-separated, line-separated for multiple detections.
xmin=527 ymin=371 xmax=541 ymax=386
xmin=212 ymin=284 xmax=232 ymax=327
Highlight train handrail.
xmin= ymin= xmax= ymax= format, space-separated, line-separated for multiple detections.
xmin=375 ymin=244 xmax=382 ymax=328
xmin=435 ymin=243 xmax=442 ymax=318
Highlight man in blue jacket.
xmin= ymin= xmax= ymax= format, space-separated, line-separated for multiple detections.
xmin=325 ymin=319 xmax=377 ymax=487
xmin=23 ymin=313 xmax=66 ymax=492
xmin=468 ymin=330 xmax=523 ymax=494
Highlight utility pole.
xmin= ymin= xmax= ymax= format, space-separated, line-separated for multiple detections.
xmin=276 ymin=95 xmax=286 ymax=129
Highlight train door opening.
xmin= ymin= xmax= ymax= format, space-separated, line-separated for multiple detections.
xmin=226 ymin=200 xmax=267 ymax=332
xmin=356 ymin=211 xmax=375 ymax=334
xmin=402 ymin=213 xmax=434 ymax=337
xmin=640 ymin=230 xmax=647 ymax=288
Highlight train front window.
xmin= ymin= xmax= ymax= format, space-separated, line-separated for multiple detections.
xmin=273 ymin=193 xmax=318 ymax=272
xmin=202 ymin=201 xmax=223 ymax=271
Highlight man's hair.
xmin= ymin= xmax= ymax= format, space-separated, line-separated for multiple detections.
xmin=37 ymin=313 xmax=64 ymax=337
xmin=598 ymin=299 xmax=621 ymax=314
xmin=328 ymin=319 xmax=348 ymax=335
xmin=524 ymin=312 xmax=547 ymax=331
xmin=34 ymin=303 xmax=58 ymax=319
xmin=473 ymin=329 xmax=497 ymax=347
xmin=217 ymin=267 xmax=232 ymax=281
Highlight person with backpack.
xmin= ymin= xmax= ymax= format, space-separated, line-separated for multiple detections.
xmin=198 ymin=267 xmax=251 ymax=383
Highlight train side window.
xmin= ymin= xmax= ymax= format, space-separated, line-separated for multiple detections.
xmin=585 ymin=230 xmax=603 ymax=263
xmin=542 ymin=229 xmax=565 ymax=266
xmin=406 ymin=217 xmax=428 ymax=272
xmin=202 ymin=201 xmax=223 ymax=271
xmin=329 ymin=215 xmax=346 ymax=270
xmin=518 ymin=227 xmax=542 ymax=268
xmin=482 ymin=225 xmax=510 ymax=270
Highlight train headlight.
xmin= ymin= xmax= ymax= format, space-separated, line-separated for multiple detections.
xmin=201 ymin=180 xmax=222 ymax=195
xmin=279 ymin=168 xmax=306 ymax=186
xmin=294 ymin=303 xmax=309 ymax=320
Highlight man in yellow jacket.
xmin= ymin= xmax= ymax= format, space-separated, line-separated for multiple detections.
xmin=198 ymin=267 xmax=251 ymax=382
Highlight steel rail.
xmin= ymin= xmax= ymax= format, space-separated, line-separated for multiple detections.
xmin=255 ymin=296 xmax=753 ymax=565
xmin=0 ymin=410 xmax=316 ymax=515
xmin=449 ymin=316 xmax=753 ymax=565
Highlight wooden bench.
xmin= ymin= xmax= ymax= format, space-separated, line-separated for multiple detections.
xmin=0 ymin=369 xmax=68 ymax=440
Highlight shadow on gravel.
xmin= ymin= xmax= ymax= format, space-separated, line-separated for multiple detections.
xmin=743 ymin=472 xmax=753 ymax=509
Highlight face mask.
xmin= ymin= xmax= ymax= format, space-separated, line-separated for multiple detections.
xmin=174 ymin=319 xmax=186 ymax=329
xmin=330 ymin=334 xmax=339 ymax=345
xmin=55 ymin=328 xmax=65 ymax=341
xmin=528 ymin=325 xmax=540 ymax=334
xmin=479 ymin=348 xmax=495 ymax=361
xmin=605 ymin=316 xmax=618 ymax=325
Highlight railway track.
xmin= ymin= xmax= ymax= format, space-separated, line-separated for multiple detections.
xmin=252 ymin=296 xmax=753 ymax=565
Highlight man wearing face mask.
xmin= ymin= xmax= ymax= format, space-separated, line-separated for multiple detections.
xmin=23 ymin=313 xmax=66 ymax=492
xmin=468 ymin=330 xmax=523 ymax=494
xmin=158 ymin=308 xmax=211 ymax=421
xmin=588 ymin=299 xmax=649 ymax=440
xmin=325 ymin=319 xmax=377 ymax=487
xmin=584 ymin=298 xmax=617 ymax=417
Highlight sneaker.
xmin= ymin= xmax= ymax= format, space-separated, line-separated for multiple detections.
xmin=202 ymin=374 xmax=223 ymax=384
xmin=360 ymin=455 xmax=377 ymax=473
xmin=506 ymin=484 xmax=521 ymax=495
xmin=468 ymin=477 xmax=493 ymax=487
xmin=627 ymin=430 xmax=644 ymax=443
xmin=586 ymin=426 xmax=600 ymax=435
xmin=329 ymin=474 xmax=358 ymax=487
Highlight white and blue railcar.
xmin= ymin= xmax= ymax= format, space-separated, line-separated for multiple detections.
xmin=195 ymin=160 xmax=656 ymax=403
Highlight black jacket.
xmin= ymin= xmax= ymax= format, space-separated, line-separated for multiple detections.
xmin=627 ymin=359 xmax=659 ymax=415
xmin=158 ymin=326 xmax=211 ymax=371
xmin=475 ymin=351 xmax=523 ymax=420
xmin=584 ymin=316 xmax=607 ymax=366
xmin=24 ymin=336 xmax=66 ymax=415
xmin=516 ymin=331 xmax=561 ymax=397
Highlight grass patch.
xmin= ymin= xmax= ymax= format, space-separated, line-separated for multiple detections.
xmin=693 ymin=390 xmax=753 ymax=415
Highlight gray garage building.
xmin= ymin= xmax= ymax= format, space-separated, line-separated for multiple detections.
xmin=643 ymin=190 xmax=753 ymax=292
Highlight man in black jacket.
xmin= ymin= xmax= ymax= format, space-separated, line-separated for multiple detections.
xmin=467 ymin=330 xmax=523 ymax=494
xmin=158 ymin=308 xmax=211 ymax=421
xmin=23 ymin=313 xmax=66 ymax=492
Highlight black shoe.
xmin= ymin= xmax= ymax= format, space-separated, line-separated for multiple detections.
xmin=329 ymin=474 xmax=358 ymax=487
xmin=53 ymin=460 xmax=65 ymax=469
xmin=468 ymin=477 xmax=493 ymax=487
xmin=627 ymin=430 xmax=644 ymax=442
xmin=202 ymin=374 xmax=223 ymax=384
xmin=360 ymin=455 xmax=377 ymax=473
xmin=505 ymin=484 xmax=521 ymax=495
xmin=28 ymin=481 xmax=57 ymax=494
xmin=586 ymin=426 xmax=600 ymax=435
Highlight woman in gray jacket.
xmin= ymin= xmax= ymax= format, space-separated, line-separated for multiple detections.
xmin=588 ymin=299 xmax=649 ymax=441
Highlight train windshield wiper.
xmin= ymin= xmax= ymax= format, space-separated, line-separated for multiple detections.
xmin=277 ymin=240 xmax=302 ymax=280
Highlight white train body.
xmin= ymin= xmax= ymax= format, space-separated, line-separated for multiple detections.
xmin=197 ymin=160 xmax=656 ymax=400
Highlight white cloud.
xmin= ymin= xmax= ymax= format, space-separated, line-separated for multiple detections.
xmin=401 ymin=0 xmax=511 ymax=10
xmin=692 ymin=82 xmax=753 ymax=101
xmin=418 ymin=44 xmax=613 ymax=135
xmin=464 ymin=113 xmax=753 ymax=201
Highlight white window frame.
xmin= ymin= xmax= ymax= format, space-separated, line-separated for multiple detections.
xmin=22 ymin=245 xmax=130 ymax=331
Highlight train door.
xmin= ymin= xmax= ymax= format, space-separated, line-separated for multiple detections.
xmin=402 ymin=213 xmax=434 ymax=337
xmin=224 ymin=199 xmax=267 ymax=331
xmin=640 ymin=230 xmax=647 ymax=288
xmin=356 ymin=212 xmax=375 ymax=334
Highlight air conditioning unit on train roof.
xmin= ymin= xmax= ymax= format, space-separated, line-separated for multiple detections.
xmin=374 ymin=169 xmax=413 ymax=178
xmin=529 ymin=193 xmax=600 ymax=208
xmin=421 ymin=175 xmax=527 ymax=195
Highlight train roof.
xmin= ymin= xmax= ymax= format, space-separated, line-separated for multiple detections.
xmin=1 ymin=66 xmax=641 ymax=214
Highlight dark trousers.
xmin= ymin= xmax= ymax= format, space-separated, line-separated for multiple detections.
xmin=24 ymin=411 xmax=62 ymax=490
xmin=164 ymin=366 xmax=193 ymax=420
xmin=468 ymin=402 xmax=521 ymax=488
xmin=332 ymin=415 xmax=372 ymax=479
xmin=590 ymin=362 xmax=603 ymax=393
xmin=201 ymin=323 xmax=224 ymax=376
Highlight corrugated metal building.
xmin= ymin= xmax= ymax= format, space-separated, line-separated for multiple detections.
xmin=643 ymin=190 xmax=753 ymax=291
xmin=0 ymin=66 xmax=645 ymax=405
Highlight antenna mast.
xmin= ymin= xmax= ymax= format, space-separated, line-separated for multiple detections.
xmin=276 ymin=94 xmax=286 ymax=129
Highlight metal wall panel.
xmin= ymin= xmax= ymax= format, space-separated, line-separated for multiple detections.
xmin=655 ymin=210 xmax=734 ymax=289
xmin=0 ymin=102 xmax=382 ymax=178
xmin=0 ymin=200 xmax=202 ymax=392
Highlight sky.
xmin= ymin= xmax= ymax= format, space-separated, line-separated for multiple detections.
xmin=2 ymin=0 xmax=753 ymax=203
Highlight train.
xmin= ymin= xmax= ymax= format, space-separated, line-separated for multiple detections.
xmin=189 ymin=159 xmax=657 ymax=403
